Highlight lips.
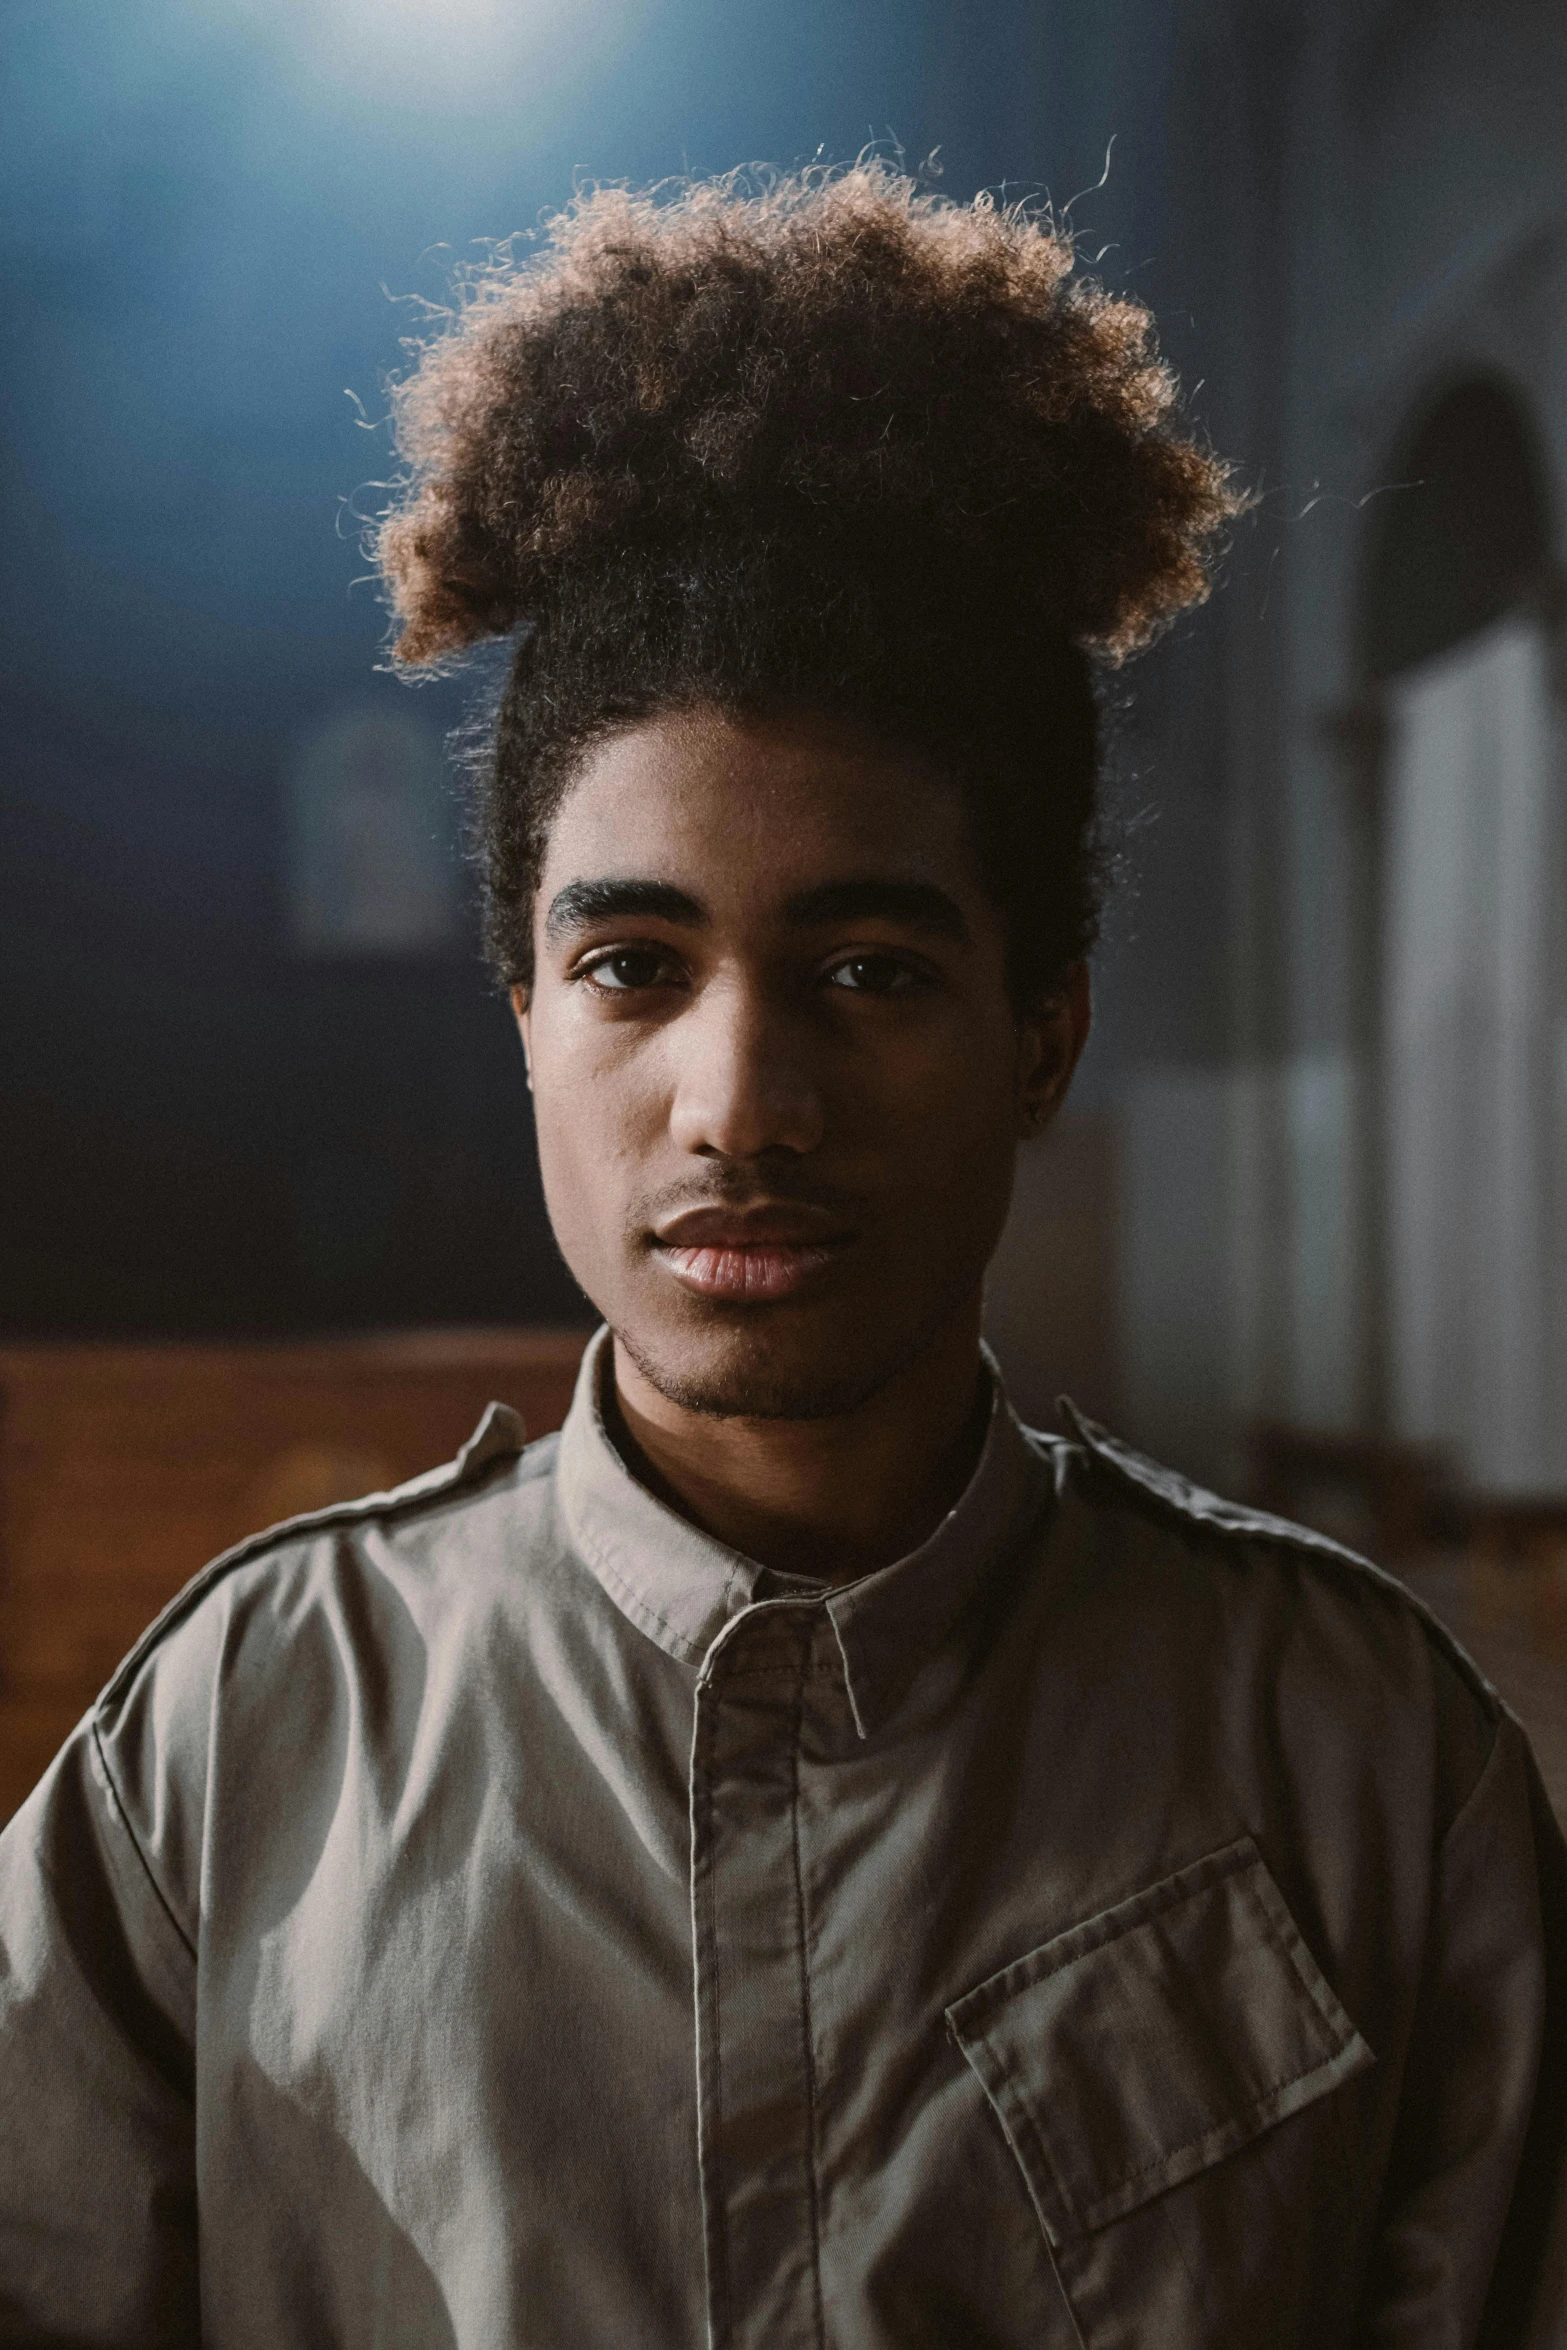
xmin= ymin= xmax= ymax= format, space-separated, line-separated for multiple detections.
xmin=649 ymin=1202 xmax=852 ymax=1301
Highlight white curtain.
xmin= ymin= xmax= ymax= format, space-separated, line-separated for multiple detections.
xmin=1382 ymin=614 xmax=1560 ymax=1492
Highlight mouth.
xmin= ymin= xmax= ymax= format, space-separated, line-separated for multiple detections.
xmin=649 ymin=1204 xmax=854 ymax=1302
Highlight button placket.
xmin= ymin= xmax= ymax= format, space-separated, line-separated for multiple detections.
xmin=690 ymin=1606 xmax=826 ymax=2350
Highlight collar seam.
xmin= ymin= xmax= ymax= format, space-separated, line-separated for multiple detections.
xmin=709 ymin=1657 xmax=845 ymax=1683
xmin=571 ymin=1521 xmax=715 ymax=1664
xmin=830 ymin=1464 xmax=1057 ymax=1722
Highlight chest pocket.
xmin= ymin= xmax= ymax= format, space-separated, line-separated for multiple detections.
xmin=946 ymin=1836 xmax=1375 ymax=2348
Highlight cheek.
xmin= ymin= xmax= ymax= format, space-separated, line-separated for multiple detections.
xmin=528 ymin=1018 xmax=663 ymax=1243
xmin=869 ymin=1027 xmax=1022 ymax=1243
xmin=863 ymin=1011 xmax=1019 ymax=1149
xmin=528 ymin=1083 xmax=624 ymax=1303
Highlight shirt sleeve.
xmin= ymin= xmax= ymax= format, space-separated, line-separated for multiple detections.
xmin=0 ymin=1716 xmax=200 ymax=2347
xmin=1355 ymin=1709 xmax=1567 ymax=2348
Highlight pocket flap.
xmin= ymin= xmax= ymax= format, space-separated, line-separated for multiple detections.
xmin=946 ymin=1836 xmax=1373 ymax=2243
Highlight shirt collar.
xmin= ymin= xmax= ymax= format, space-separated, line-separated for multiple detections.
xmin=555 ymin=1325 xmax=1056 ymax=1738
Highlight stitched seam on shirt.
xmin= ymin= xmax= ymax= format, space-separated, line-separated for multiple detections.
xmin=1437 ymin=1703 xmax=1509 ymax=1855
xmin=1060 ymin=1416 xmax=1506 ymax=1727
xmin=1048 ymin=2251 xmax=1092 ymax=2350
xmin=572 ymin=1481 xmax=780 ymax=1655
xmin=692 ymin=1689 xmax=732 ymax=2347
xmin=579 ymin=1388 xmax=757 ymax=1639
xmin=94 ymin=1446 xmax=523 ymax=1716
xmin=836 ymin=1454 xmax=1056 ymax=1701
xmin=89 ymin=1720 xmax=198 ymax=1964
xmin=975 ymin=1870 xmax=1357 ymax=2226
xmin=1233 ymin=1871 xmax=1359 ymax=2052
xmin=712 ymin=1659 xmax=840 ymax=1683
xmin=954 ymin=1840 xmax=1255 ymax=2016
xmin=790 ymin=1662 xmax=828 ymax=2350
xmin=576 ymin=1530 xmax=715 ymax=1659
xmin=981 ymin=2044 xmax=1077 ymax=2233
xmin=1044 ymin=2046 xmax=1339 ymax=2214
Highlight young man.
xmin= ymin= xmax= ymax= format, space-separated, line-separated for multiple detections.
xmin=1 ymin=168 xmax=1563 ymax=2348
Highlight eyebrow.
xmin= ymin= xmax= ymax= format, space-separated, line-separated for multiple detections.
xmin=780 ymin=879 xmax=972 ymax=944
xmin=543 ymin=878 xmax=708 ymax=942
xmin=541 ymin=873 xmax=973 ymax=948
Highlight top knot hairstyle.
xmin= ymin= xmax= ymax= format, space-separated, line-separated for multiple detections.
xmin=373 ymin=163 xmax=1242 ymax=1000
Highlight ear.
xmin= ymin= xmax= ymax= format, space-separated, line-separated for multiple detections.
xmin=1016 ymin=962 xmax=1091 ymax=1140
xmin=509 ymin=984 xmax=534 ymax=1091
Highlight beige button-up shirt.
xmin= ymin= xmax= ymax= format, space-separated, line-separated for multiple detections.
xmin=1 ymin=1329 xmax=1564 ymax=2347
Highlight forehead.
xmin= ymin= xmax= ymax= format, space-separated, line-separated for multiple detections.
xmin=538 ymin=708 xmax=982 ymax=901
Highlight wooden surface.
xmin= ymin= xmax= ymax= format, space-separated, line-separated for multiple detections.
xmin=0 ymin=1328 xmax=591 ymax=1823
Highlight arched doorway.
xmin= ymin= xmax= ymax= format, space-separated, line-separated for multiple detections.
xmin=1360 ymin=375 xmax=1562 ymax=1493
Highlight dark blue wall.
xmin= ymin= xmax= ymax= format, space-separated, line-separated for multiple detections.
xmin=1 ymin=0 xmax=1191 ymax=1334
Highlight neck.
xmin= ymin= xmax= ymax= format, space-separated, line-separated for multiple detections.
xmin=606 ymin=1301 xmax=991 ymax=1582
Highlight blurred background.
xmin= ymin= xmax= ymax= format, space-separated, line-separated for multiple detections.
xmin=3 ymin=0 xmax=1565 ymax=1815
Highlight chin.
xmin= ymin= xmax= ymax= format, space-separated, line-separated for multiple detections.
xmin=612 ymin=1308 xmax=918 ymax=1423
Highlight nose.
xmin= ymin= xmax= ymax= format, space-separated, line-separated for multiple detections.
xmin=666 ymin=977 xmax=825 ymax=1160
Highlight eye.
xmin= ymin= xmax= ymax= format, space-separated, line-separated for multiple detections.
xmin=579 ymin=946 xmax=682 ymax=993
xmin=825 ymin=953 xmax=923 ymax=995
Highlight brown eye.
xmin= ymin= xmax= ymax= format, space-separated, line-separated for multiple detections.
xmin=583 ymin=948 xmax=677 ymax=992
xmin=826 ymin=954 xmax=919 ymax=995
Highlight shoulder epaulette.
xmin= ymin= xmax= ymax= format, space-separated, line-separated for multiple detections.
xmin=1057 ymin=1397 xmax=1503 ymax=1716
xmin=97 ymin=1402 xmax=529 ymax=1715
xmin=1059 ymin=1397 xmax=1372 ymax=1565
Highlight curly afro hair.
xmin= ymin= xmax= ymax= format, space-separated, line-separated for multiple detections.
xmin=373 ymin=163 xmax=1241 ymax=999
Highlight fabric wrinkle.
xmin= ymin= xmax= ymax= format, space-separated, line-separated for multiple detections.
xmin=0 ymin=1330 xmax=1558 ymax=2348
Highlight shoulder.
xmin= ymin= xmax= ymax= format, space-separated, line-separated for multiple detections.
xmin=1051 ymin=1400 xmax=1503 ymax=1788
xmin=87 ymin=1403 xmax=564 ymax=1934
xmin=1055 ymin=1400 xmax=1495 ymax=1690
xmin=99 ymin=1403 xmax=555 ymax=1715
xmin=92 ymin=1403 xmax=565 ymax=1769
